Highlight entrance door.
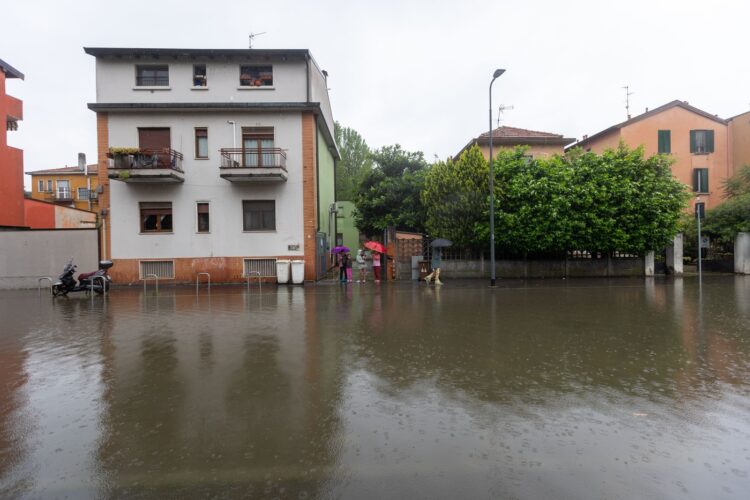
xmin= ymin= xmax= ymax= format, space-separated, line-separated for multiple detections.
xmin=138 ymin=128 xmax=171 ymax=167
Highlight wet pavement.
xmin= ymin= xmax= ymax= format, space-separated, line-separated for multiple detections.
xmin=1 ymin=276 xmax=749 ymax=499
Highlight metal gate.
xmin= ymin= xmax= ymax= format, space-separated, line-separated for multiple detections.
xmin=316 ymin=232 xmax=328 ymax=281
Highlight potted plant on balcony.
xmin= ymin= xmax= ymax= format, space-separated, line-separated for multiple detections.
xmin=108 ymin=147 xmax=140 ymax=169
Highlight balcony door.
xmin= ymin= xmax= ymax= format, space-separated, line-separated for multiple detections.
xmin=138 ymin=128 xmax=171 ymax=167
xmin=242 ymin=127 xmax=274 ymax=167
xmin=56 ymin=180 xmax=70 ymax=200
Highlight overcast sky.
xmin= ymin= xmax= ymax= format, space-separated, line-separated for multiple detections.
xmin=4 ymin=0 xmax=749 ymax=183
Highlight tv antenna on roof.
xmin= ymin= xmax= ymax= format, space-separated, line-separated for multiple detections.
xmin=497 ymin=104 xmax=514 ymax=126
xmin=248 ymin=32 xmax=266 ymax=49
xmin=622 ymin=85 xmax=634 ymax=119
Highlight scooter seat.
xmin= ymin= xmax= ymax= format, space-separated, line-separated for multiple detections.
xmin=78 ymin=271 xmax=97 ymax=280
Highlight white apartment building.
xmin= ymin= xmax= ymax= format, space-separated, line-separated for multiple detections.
xmin=85 ymin=47 xmax=339 ymax=283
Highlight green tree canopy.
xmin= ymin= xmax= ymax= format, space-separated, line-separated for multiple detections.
xmin=354 ymin=145 xmax=428 ymax=235
xmin=334 ymin=122 xmax=372 ymax=201
xmin=422 ymin=145 xmax=490 ymax=248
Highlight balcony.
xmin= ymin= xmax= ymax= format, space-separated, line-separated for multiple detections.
xmin=47 ymin=189 xmax=73 ymax=203
xmin=219 ymin=148 xmax=288 ymax=182
xmin=108 ymin=148 xmax=184 ymax=183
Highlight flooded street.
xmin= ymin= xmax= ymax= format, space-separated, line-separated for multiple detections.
xmin=1 ymin=277 xmax=750 ymax=499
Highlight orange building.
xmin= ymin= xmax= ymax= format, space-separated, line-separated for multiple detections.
xmin=728 ymin=110 xmax=750 ymax=174
xmin=0 ymin=58 xmax=24 ymax=227
xmin=573 ymin=100 xmax=731 ymax=211
xmin=455 ymin=126 xmax=575 ymax=161
xmin=26 ymin=160 xmax=99 ymax=212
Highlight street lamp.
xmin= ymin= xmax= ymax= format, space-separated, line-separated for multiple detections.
xmin=488 ymin=68 xmax=505 ymax=287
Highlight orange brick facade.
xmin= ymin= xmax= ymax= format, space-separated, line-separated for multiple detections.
xmin=302 ymin=112 xmax=318 ymax=281
xmin=0 ymin=66 xmax=25 ymax=227
xmin=96 ymin=112 xmax=111 ymax=259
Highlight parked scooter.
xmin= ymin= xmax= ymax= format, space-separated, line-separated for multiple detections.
xmin=52 ymin=259 xmax=113 ymax=296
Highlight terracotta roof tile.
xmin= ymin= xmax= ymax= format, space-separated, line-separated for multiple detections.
xmin=479 ymin=126 xmax=564 ymax=139
xmin=26 ymin=164 xmax=98 ymax=175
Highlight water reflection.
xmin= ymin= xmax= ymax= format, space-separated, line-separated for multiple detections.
xmin=0 ymin=278 xmax=748 ymax=498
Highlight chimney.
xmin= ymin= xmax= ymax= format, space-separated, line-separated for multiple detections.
xmin=582 ymin=134 xmax=588 ymax=140
xmin=78 ymin=153 xmax=87 ymax=175
xmin=645 ymin=107 xmax=649 ymax=113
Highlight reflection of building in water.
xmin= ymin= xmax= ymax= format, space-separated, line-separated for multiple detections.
xmin=0 ymin=312 xmax=29 ymax=487
xmin=95 ymin=288 xmax=344 ymax=496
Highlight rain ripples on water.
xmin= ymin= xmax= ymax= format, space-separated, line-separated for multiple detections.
xmin=1 ymin=276 xmax=749 ymax=498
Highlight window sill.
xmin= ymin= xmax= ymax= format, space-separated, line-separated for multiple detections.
xmin=694 ymin=192 xmax=711 ymax=195
xmin=191 ymin=86 xmax=209 ymax=91
xmin=194 ymin=157 xmax=209 ymax=160
xmin=242 ymin=230 xmax=277 ymax=233
xmin=196 ymin=231 xmax=210 ymax=235
xmin=237 ymin=86 xmax=275 ymax=91
xmin=139 ymin=232 xmax=174 ymax=235
xmin=692 ymin=152 xmax=711 ymax=156
xmin=133 ymin=86 xmax=172 ymax=91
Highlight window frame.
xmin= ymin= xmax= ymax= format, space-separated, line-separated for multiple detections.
xmin=657 ymin=129 xmax=671 ymax=154
xmin=77 ymin=187 xmax=90 ymax=201
xmin=690 ymin=129 xmax=714 ymax=154
xmin=242 ymin=200 xmax=276 ymax=232
xmin=693 ymin=168 xmax=709 ymax=193
xmin=38 ymin=179 xmax=44 ymax=192
xmin=239 ymin=65 xmax=273 ymax=87
xmin=135 ymin=64 xmax=169 ymax=87
xmin=192 ymin=64 xmax=207 ymax=87
xmin=139 ymin=201 xmax=174 ymax=233
xmin=195 ymin=127 xmax=209 ymax=159
xmin=196 ymin=202 xmax=210 ymax=233
xmin=47 ymin=180 xmax=53 ymax=192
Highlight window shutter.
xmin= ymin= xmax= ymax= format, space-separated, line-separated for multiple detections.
xmin=702 ymin=169 xmax=709 ymax=192
xmin=706 ymin=130 xmax=714 ymax=153
xmin=658 ymin=130 xmax=671 ymax=154
xmin=689 ymin=130 xmax=696 ymax=153
xmin=692 ymin=169 xmax=699 ymax=191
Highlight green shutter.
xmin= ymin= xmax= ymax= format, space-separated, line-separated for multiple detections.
xmin=689 ymin=130 xmax=697 ymax=153
xmin=658 ymin=130 xmax=671 ymax=154
xmin=702 ymin=169 xmax=709 ymax=192
xmin=706 ymin=130 xmax=714 ymax=153
xmin=692 ymin=169 xmax=699 ymax=191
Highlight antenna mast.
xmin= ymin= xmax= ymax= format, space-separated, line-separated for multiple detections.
xmin=496 ymin=104 xmax=514 ymax=126
xmin=248 ymin=32 xmax=267 ymax=49
xmin=622 ymin=85 xmax=634 ymax=119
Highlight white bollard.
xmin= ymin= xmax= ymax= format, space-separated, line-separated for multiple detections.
xmin=735 ymin=232 xmax=750 ymax=275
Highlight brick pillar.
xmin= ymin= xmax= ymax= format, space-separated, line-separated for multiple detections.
xmin=96 ymin=113 xmax=111 ymax=259
xmin=302 ymin=112 xmax=318 ymax=281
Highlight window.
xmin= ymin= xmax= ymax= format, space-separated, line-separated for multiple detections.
xmin=47 ymin=180 xmax=53 ymax=192
xmin=195 ymin=128 xmax=208 ymax=159
xmin=56 ymin=180 xmax=70 ymax=199
xmin=239 ymin=65 xmax=273 ymax=87
xmin=77 ymin=187 xmax=90 ymax=200
xmin=38 ymin=179 xmax=44 ymax=192
xmin=193 ymin=64 xmax=207 ymax=86
xmin=242 ymin=127 xmax=275 ymax=166
xmin=140 ymin=202 xmax=173 ymax=232
xmin=693 ymin=168 xmax=709 ymax=193
xmin=242 ymin=200 xmax=275 ymax=231
xmin=136 ymin=65 xmax=169 ymax=86
xmin=690 ymin=130 xmax=714 ymax=154
xmin=197 ymin=202 xmax=210 ymax=233
xmin=657 ymin=130 xmax=671 ymax=154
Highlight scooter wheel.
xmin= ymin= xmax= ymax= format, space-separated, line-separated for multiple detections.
xmin=51 ymin=285 xmax=63 ymax=297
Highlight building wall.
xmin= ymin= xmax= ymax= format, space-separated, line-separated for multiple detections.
xmin=23 ymin=199 xmax=97 ymax=229
xmin=620 ymin=107 xmax=729 ymax=210
xmin=729 ymin=111 xmax=750 ymax=174
xmin=317 ymin=126 xmax=336 ymax=245
xmin=0 ymin=229 xmax=98 ymax=289
xmin=95 ymin=59 xmax=307 ymax=104
xmin=477 ymin=142 xmax=566 ymax=160
xmin=107 ymin=111 xmax=305 ymax=261
xmin=0 ymin=69 xmax=25 ymax=227
xmin=335 ymin=201 xmax=360 ymax=251
xmin=577 ymin=129 xmax=622 ymax=153
xmin=29 ymin=172 xmax=99 ymax=211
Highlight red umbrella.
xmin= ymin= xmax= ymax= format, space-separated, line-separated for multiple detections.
xmin=364 ymin=241 xmax=386 ymax=253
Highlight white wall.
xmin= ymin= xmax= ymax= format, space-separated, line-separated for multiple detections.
xmin=0 ymin=229 xmax=99 ymax=289
xmin=308 ymin=58 xmax=335 ymax=142
xmin=108 ymin=111 xmax=305 ymax=259
xmin=96 ymin=59 xmax=307 ymax=104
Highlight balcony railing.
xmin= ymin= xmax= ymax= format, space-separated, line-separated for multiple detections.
xmin=108 ymin=148 xmax=184 ymax=172
xmin=52 ymin=189 xmax=73 ymax=202
xmin=220 ymin=148 xmax=287 ymax=169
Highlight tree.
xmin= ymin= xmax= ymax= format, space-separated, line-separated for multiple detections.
xmin=353 ymin=145 xmax=428 ymax=235
xmin=334 ymin=122 xmax=372 ymax=201
xmin=422 ymin=145 xmax=489 ymax=248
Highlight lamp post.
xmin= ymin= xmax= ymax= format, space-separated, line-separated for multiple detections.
xmin=696 ymin=196 xmax=704 ymax=280
xmin=488 ymin=68 xmax=505 ymax=287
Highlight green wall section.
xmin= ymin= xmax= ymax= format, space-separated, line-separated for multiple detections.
xmin=335 ymin=201 xmax=360 ymax=251
xmin=317 ymin=126 xmax=336 ymax=246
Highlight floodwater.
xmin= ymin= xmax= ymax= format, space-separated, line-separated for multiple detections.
xmin=1 ymin=277 xmax=749 ymax=499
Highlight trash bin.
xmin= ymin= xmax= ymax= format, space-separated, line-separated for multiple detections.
xmin=276 ymin=260 xmax=291 ymax=284
xmin=291 ymin=260 xmax=305 ymax=285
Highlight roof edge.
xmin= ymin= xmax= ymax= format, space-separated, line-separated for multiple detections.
xmin=0 ymin=58 xmax=24 ymax=80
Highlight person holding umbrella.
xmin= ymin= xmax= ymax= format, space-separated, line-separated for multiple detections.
xmin=332 ymin=246 xmax=350 ymax=283
xmin=364 ymin=241 xmax=386 ymax=283
xmin=425 ymin=238 xmax=452 ymax=285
